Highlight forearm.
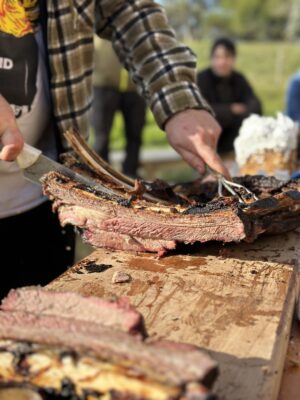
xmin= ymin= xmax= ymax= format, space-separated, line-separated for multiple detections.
xmin=96 ymin=0 xmax=211 ymax=128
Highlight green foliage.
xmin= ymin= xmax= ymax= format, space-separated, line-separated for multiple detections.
xmin=100 ymin=41 xmax=300 ymax=150
xmin=218 ymin=0 xmax=296 ymax=40
xmin=162 ymin=0 xmax=206 ymax=39
xmin=161 ymin=0 xmax=300 ymax=41
xmin=108 ymin=111 xmax=166 ymax=150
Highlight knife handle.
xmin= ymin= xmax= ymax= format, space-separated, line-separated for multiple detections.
xmin=16 ymin=144 xmax=42 ymax=169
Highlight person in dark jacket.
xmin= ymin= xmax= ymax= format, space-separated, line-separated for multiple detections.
xmin=197 ymin=38 xmax=262 ymax=153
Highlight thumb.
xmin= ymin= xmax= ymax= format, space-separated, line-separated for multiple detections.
xmin=0 ymin=126 xmax=24 ymax=161
xmin=178 ymin=147 xmax=206 ymax=174
xmin=195 ymin=143 xmax=231 ymax=179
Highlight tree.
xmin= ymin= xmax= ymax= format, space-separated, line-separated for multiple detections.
xmin=285 ymin=0 xmax=300 ymax=40
xmin=162 ymin=0 xmax=300 ymax=41
xmin=219 ymin=0 xmax=299 ymax=40
xmin=163 ymin=0 xmax=207 ymax=39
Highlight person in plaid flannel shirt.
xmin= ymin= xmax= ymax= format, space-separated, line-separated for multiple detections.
xmin=0 ymin=0 xmax=228 ymax=296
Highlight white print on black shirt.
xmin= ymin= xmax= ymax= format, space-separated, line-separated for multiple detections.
xmin=0 ymin=57 xmax=13 ymax=70
xmin=0 ymin=31 xmax=38 ymax=119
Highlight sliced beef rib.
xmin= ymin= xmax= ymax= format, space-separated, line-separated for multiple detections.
xmin=0 ymin=288 xmax=218 ymax=399
xmin=40 ymin=129 xmax=300 ymax=254
xmin=1 ymin=286 xmax=145 ymax=336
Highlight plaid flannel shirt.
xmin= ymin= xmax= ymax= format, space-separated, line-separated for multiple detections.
xmin=46 ymin=0 xmax=211 ymax=141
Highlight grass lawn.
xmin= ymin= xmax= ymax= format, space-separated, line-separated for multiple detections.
xmin=91 ymin=41 xmax=300 ymax=150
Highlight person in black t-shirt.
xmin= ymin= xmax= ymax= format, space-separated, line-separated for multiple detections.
xmin=197 ymin=38 xmax=262 ymax=153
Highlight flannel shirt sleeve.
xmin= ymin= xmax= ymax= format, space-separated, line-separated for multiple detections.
xmin=95 ymin=0 xmax=212 ymax=129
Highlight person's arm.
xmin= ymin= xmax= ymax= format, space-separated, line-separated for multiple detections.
xmin=0 ymin=95 xmax=24 ymax=161
xmin=286 ymin=75 xmax=300 ymax=122
xmin=96 ymin=0 xmax=229 ymax=177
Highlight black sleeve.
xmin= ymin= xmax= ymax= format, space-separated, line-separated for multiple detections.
xmin=197 ymin=71 xmax=234 ymax=127
xmin=237 ymin=74 xmax=262 ymax=115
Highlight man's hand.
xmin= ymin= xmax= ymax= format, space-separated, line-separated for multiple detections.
xmin=231 ymin=103 xmax=247 ymax=115
xmin=165 ymin=109 xmax=230 ymax=178
xmin=0 ymin=95 xmax=24 ymax=161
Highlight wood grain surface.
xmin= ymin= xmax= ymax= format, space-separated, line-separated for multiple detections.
xmin=49 ymin=230 xmax=300 ymax=400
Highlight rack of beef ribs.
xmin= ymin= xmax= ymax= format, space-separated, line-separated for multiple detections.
xmin=0 ymin=287 xmax=218 ymax=399
xmin=41 ymin=129 xmax=300 ymax=255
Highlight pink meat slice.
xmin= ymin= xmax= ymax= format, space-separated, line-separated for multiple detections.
xmin=0 ymin=309 xmax=218 ymax=387
xmin=1 ymin=287 xmax=145 ymax=336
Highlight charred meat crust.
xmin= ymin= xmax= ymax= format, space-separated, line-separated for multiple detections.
xmin=0 ymin=288 xmax=218 ymax=400
xmin=41 ymin=171 xmax=300 ymax=254
xmin=41 ymin=129 xmax=300 ymax=254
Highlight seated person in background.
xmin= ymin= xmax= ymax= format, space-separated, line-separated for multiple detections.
xmin=197 ymin=38 xmax=262 ymax=153
xmin=92 ymin=37 xmax=146 ymax=178
xmin=286 ymin=71 xmax=300 ymax=125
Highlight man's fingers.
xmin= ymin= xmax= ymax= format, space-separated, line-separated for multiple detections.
xmin=0 ymin=96 xmax=24 ymax=161
xmin=0 ymin=127 xmax=24 ymax=161
xmin=0 ymin=144 xmax=22 ymax=161
xmin=203 ymin=147 xmax=231 ymax=179
xmin=165 ymin=109 xmax=228 ymax=177
xmin=194 ymin=142 xmax=231 ymax=179
xmin=207 ymin=129 xmax=219 ymax=150
xmin=177 ymin=147 xmax=206 ymax=175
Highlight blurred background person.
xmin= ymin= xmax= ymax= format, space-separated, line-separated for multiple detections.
xmin=92 ymin=38 xmax=146 ymax=178
xmin=197 ymin=38 xmax=262 ymax=154
xmin=286 ymin=70 xmax=300 ymax=158
xmin=286 ymin=70 xmax=300 ymax=125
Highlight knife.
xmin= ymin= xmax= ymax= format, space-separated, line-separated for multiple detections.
xmin=16 ymin=144 xmax=124 ymax=201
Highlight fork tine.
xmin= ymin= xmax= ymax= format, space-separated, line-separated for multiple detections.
xmin=217 ymin=178 xmax=223 ymax=197
xmin=205 ymin=165 xmax=258 ymax=204
xmin=220 ymin=178 xmax=245 ymax=203
xmin=223 ymin=179 xmax=259 ymax=201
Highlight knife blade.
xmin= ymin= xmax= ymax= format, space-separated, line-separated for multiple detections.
xmin=16 ymin=144 xmax=123 ymax=202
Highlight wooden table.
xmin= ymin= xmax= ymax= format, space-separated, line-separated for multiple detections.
xmin=48 ymin=230 xmax=300 ymax=400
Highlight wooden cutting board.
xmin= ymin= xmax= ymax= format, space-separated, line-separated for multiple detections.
xmin=48 ymin=230 xmax=300 ymax=400
xmin=278 ymin=318 xmax=300 ymax=400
